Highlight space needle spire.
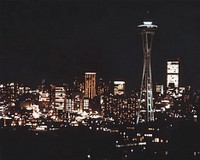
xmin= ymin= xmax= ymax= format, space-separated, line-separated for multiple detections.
xmin=136 ymin=18 xmax=158 ymax=124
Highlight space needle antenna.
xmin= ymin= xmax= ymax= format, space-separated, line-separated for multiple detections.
xmin=136 ymin=16 xmax=158 ymax=124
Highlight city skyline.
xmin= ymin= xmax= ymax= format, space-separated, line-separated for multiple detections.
xmin=1 ymin=1 xmax=200 ymax=160
xmin=1 ymin=0 xmax=200 ymax=90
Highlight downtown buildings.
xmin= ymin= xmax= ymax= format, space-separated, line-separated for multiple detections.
xmin=0 ymin=60 xmax=199 ymax=126
xmin=0 ymin=62 xmax=200 ymax=160
xmin=0 ymin=57 xmax=199 ymax=125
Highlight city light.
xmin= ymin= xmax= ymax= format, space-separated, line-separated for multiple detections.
xmin=1 ymin=2 xmax=200 ymax=160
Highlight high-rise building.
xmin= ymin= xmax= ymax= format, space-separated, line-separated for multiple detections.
xmin=84 ymin=72 xmax=96 ymax=99
xmin=114 ymin=81 xmax=125 ymax=96
xmin=100 ymin=94 xmax=137 ymax=122
xmin=167 ymin=60 xmax=179 ymax=89
xmin=97 ymin=79 xmax=112 ymax=96
xmin=156 ymin=84 xmax=164 ymax=95
xmin=55 ymin=86 xmax=66 ymax=110
xmin=136 ymin=21 xmax=158 ymax=124
xmin=0 ymin=83 xmax=17 ymax=108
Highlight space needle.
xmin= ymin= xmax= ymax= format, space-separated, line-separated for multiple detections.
xmin=136 ymin=20 xmax=158 ymax=124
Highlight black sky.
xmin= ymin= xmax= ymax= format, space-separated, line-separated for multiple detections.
xmin=1 ymin=0 xmax=200 ymax=90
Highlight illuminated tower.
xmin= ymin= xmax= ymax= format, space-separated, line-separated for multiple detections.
xmin=84 ymin=72 xmax=96 ymax=99
xmin=136 ymin=21 xmax=158 ymax=124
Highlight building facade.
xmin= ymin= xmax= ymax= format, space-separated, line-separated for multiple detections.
xmin=84 ymin=72 xmax=96 ymax=99
xmin=167 ymin=60 xmax=179 ymax=89
xmin=114 ymin=81 xmax=125 ymax=96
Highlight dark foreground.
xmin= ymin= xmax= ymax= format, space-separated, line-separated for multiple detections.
xmin=0 ymin=121 xmax=200 ymax=160
xmin=0 ymin=127 xmax=118 ymax=160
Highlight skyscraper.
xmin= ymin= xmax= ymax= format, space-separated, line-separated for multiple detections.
xmin=55 ymin=86 xmax=66 ymax=110
xmin=114 ymin=81 xmax=125 ymax=96
xmin=167 ymin=60 xmax=179 ymax=89
xmin=136 ymin=21 xmax=158 ymax=124
xmin=84 ymin=72 xmax=96 ymax=99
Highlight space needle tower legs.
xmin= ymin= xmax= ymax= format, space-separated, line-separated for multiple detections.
xmin=136 ymin=21 xmax=158 ymax=124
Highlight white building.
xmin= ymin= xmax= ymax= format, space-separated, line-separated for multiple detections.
xmin=114 ymin=81 xmax=125 ymax=95
xmin=167 ymin=60 xmax=179 ymax=88
xmin=55 ymin=86 xmax=66 ymax=110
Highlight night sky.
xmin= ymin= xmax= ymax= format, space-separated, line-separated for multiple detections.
xmin=1 ymin=0 xmax=200 ymax=90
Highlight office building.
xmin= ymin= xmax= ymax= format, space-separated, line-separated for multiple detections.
xmin=84 ymin=72 xmax=96 ymax=99
xmin=114 ymin=81 xmax=125 ymax=96
xmin=156 ymin=84 xmax=164 ymax=95
xmin=55 ymin=86 xmax=66 ymax=110
xmin=167 ymin=60 xmax=179 ymax=89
